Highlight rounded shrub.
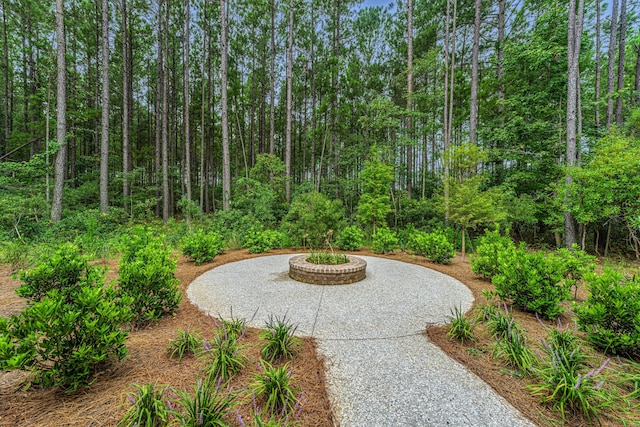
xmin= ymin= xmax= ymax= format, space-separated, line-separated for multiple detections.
xmin=407 ymin=229 xmax=455 ymax=264
xmin=470 ymin=229 xmax=516 ymax=279
xmin=182 ymin=229 xmax=224 ymax=265
xmin=244 ymin=228 xmax=286 ymax=254
xmin=336 ymin=225 xmax=364 ymax=251
xmin=281 ymin=191 xmax=345 ymax=247
xmin=371 ymin=227 xmax=398 ymax=254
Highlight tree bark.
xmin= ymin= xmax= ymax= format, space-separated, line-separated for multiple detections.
xmin=220 ymin=0 xmax=231 ymax=211
xmin=122 ymin=0 xmax=132 ymax=211
xmin=269 ymin=0 xmax=275 ymax=155
xmin=100 ymin=0 xmax=110 ymax=213
xmin=1 ymin=0 xmax=9 ymax=155
xmin=469 ymin=0 xmax=481 ymax=145
xmin=184 ymin=0 xmax=192 ymax=207
xmin=200 ymin=0 xmax=208 ymax=211
xmin=605 ymin=0 xmax=618 ymax=128
xmin=594 ymin=0 xmax=601 ymax=132
xmin=615 ymin=0 xmax=627 ymax=125
xmin=285 ymin=0 xmax=294 ymax=203
xmin=635 ymin=42 xmax=640 ymax=106
xmin=162 ymin=0 xmax=170 ymax=221
xmin=51 ymin=0 xmax=67 ymax=223
xmin=406 ymin=0 xmax=414 ymax=198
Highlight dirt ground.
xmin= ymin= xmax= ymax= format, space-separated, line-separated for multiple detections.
xmin=0 ymin=248 xmax=637 ymax=426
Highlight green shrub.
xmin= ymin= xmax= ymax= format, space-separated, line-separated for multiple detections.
xmin=182 ymin=229 xmax=224 ymax=265
xmin=15 ymin=243 xmax=104 ymax=302
xmin=407 ymin=229 xmax=455 ymax=264
xmin=118 ymin=228 xmax=181 ymax=326
xmin=574 ymin=269 xmax=640 ymax=357
xmin=0 ymin=285 xmax=132 ymax=391
xmin=554 ymin=245 xmax=597 ymax=289
xmin=492 ymin=245 xmax=570 ymax=319
xmin=371 ymin=227 xmax=398 ymax=254
xmin=470 ymin=229 xmax=516 ymax=279
xmin=281 ymin=191 xmax=345 ymax=247
xmin=120 ymin=383 xmax=171 ymax=427
xmin=244 ymin=228 xmax=286 ymax=254
xmin=336 ymin=226 xmax=364 ymax=251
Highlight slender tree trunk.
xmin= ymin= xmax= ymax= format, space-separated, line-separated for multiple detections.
xmin=162 ymin=0 xmax=170 ymax=221
xmin=184 ymin=0 xmax=192 ymax=207
xmin=51 ymin=0 xmax=67 ymax=223
xmin=615 ymin=0 xmax=627 ymax=125
xmin=1 ymin=0 xmax=9 ymax=155
xmin=469 ymin=0 xmax=481 ymax=145
xmin=122 ymin=0 xmax=131 ymax=211
xmin=406 ymin=0 xmax=413 ymax=198
xmin=269 ymin=0 xmax=275 ymax=155
xmin=220 ymin=0 xmax=231 ymax=211
xmin=310 ymin=4 xmax=317 ymax=186
xmin=285 ymin=0 xmax=294 ymax=203
xmin=200 ymin=0 xmax=208 ymax=211
xmin=635 ymin=43 xmax=640 ymax=105
xmin=443 ymin=0 xmax=452 ymax=222
xmin=595 ymin=0 xmax=601 ymax=131
xmin=606 ymin=0 xmax=618 ymax=128
xmin=46 ymin=83 xmax=51 ymax=202
xmin=155 ymin=0 xmax=163 ymax=217
xmin=100 ymin=0 xmax=110 ymax=213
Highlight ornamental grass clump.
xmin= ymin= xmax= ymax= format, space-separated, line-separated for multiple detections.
xmin=306 ymin=251 xmax=348 ymax=265
xmin=173 ymin=376 xmax=235 ymax=427
xmin=446 ymin=306 xmax=476 ymax=344
xmin=251 ymin=361 xmax=300 ymax=417
xmin=167 ymin=329 xmax=203 ymax=362
xmin=493 ymin=319 xmax=533 ymax=375
xmin=119 ymin=383 xmax=171 ymax=427
xmin=261 ymin=314 xmax=300 ymax=362
xmin=203 ymin=333 xmax=247 ymax=382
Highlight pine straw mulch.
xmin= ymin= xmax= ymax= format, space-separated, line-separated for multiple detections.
xmin=0 ymin=248 xmax=334 ymax=427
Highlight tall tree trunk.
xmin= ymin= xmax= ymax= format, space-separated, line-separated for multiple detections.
xmin=310 ymin=3 xmax=317 ymax=186
xmin=220 ymin=0 xmax=231 ymax=211
xmin=635 ymin=42 xmax=640 ymax=106
xmin=51 ymin=0 xmax=67 ymax=222
xmin=285 ymin=0 xmax=294 ymax=203
xmin=162 ymin=0 xmax=170 ymax=221
xmin=615 ymin=0 xmax=627 ymax=125
xmin=122 ymin=0 xmax=131 ymax=211
xmin=100 ymin=0 xmax=110 ymax=213
xmin=155 ymin=0 xmax=163 ymax=218
xmin=200 ymin=0 xmax=208 ymax=211
xmin=269 ymin=0 xmax=275 ymax=155
xmin=184 ymin=0 xmax=192 ymax=207
xmin=606 ymin=0 xmax=618 ymax=128
xmin=565 ymin=0 xmax=583 ymax=248
xmin=594 ymin=0 xmax=601 ymax=132
xmin=406 ymin=0 xmax=413 ymax=198
xmin=469 ymin=0 xmax=481 ymax=146
xmin=1 ymin=0 xmax=8 ymax=155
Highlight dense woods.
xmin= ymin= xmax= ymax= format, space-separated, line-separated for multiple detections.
xmin=1 ymin=0 xmax=640 ymax=255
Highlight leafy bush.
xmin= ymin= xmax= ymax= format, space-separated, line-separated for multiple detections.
xmin=406 ymin=229 xmax=455 ymax=264
xmin=336 ymin=225 xmax=364 ymax=251
xmin=574 ymin=269 xmax=640 ymax=357
xmin=261 ymin=314 xmax=300 ymax=362
xmin=244 ymin=228 xmax=286 ymax=254
xmin=167 ymin=329 xmax=203 ymax=362
xmin=15 ymin=243 xmax=104 ymax=302
xmin=173 ymin=377 xmax=234 ymax=427
xmin=371 ymin=227 xmax=398 ymax=254
xmin=251 ymin=361 xmax=300 ymax=416
xmin=470 ymin=229 xmax=516 ymax=279
xmin=0 ymin=285 xmax=132 ymax=391
xmin=281 ymin=191 xmax=345 ymax=247
xmin=120 ymin=383 xmax=171 ymax=427
xmin=492 ymin=245 xmax=570 ymax=319
xmin=118 ymin=228 xmax=181 ymax=325
xmin=554 ymin=245 xmax=597 ymax=288
xmin=182 ymin=229 xmax=224 ymax=265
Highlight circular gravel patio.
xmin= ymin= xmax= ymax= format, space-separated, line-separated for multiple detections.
xmin=187 ymin=255 xmax=535 ymax=427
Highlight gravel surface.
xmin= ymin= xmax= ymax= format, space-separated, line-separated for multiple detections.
xmin=188 ymin=255 xmax=535 ymax=427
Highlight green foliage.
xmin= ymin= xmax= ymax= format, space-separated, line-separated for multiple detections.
xmin=244 ymin=228 xmax=286 ymax=254
xmin=574 ymin=269 xmax=640 ymax=357
xmin=216 ymin=315 xmax=248 ymax=341
xmin=336 ymin=225 xmax=364 ymax=251
xmin=371 ymin=227 xmax=398 ymax=254
xmin=484 ymin=304 xmax=518 ymax=340
xmin=118 ymin=228 xmax=181 ymax=325
xmin=251 ymin=362 xmax=300 ymax=416
xmin=0 ymin=285 xmax=132 ymax=391
xmin=446 ymin=306 xmax=475 ymax=344
xmin=306 ymin=251 xmax=349 ymax=265
xmin=203 ymin=333 xmax=247 ymax=381
xmin=554 ymin=245 xmax=597 ymax=288
xmin=470 ymin=229 xmax=516 ymax=279
xmin=406 ymin=229 xmax=455 ymax=264
xmin=282 ymin=191 xmax=345 ymax=247
xmin=120 ymin=383 xmax=171 ymax=427
xmin=182 ymin=229 xmax=224 ymax=265
xmin=357 ymin=145 xmax=393 ymax=234
xmin=493 ymin=319 xmax=533 ymax=375
xmin=260 ymin=315 xmax=300 ymax=362
xmin=167 ymin=330 xmax=203 ymax=362
xmin=173 ymin=377 xmax=235 ymax=427
xmin=0 ymin=240 xmax=33 ymax=272
xmin=492 ymin=245 xmax=571 ymax=319
xmin=15 ymin=243 xmax=103 ymax=302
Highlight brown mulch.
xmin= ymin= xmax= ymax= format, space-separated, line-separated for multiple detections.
xmin=1 ymin=248 xmax=637 ymax=426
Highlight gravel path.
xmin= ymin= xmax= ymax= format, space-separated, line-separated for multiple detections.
xmin=188 ymin=255 xmax=535 ymax=427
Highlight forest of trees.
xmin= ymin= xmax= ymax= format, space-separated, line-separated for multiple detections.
xmin=1 ymin=0 xmax=640 ymax=255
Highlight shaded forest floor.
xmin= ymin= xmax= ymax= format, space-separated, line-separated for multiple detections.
xmin=0 ymin=248 xmax=638 ymax=426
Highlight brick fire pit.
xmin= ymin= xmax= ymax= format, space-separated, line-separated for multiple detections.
xmin=288 ymin=254 xmax=367 ymax=285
